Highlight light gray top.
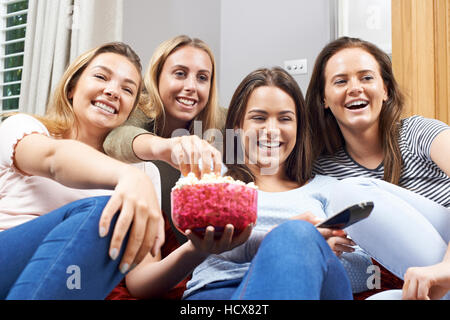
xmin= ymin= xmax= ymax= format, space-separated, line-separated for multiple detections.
xmin=183 ymin=174 xmax=373 ymax=298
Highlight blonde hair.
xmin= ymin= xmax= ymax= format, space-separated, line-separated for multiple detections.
xmin=138 ymin=35 xmax=220 ymax=136
xmin=38 ymin=42 xmax=142 ymax=137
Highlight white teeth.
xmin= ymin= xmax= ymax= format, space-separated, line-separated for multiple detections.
xmin=345 ymin=100 xmax=368 ymax=108
xmin=94 ymin=101 xmax=115 ymax=114
xmin=259 ymin=141 xmax=281 ymax=148
xmin=177 ymin=98 xmax=195 ymax=106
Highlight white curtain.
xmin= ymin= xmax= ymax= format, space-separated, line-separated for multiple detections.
xmin=19 ymin=0 xmax=123 ymax=115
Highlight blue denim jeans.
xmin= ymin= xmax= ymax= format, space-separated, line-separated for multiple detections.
xmin=0 ymin=196 xmax=126 ymax=300
xmin=186 ymin=220 xmax=353 ymax=300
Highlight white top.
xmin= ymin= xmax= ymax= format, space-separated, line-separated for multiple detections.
xmin=0 ymin=115 xmax=163 ymax=233
xmin=184 ymin=175 xmax=373 ymax=297
xmin=0 ymin=114 xmax=115 ymax=231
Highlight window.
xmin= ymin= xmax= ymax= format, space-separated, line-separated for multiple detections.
xmin=0 ymin=0 xmax=28 ymax=113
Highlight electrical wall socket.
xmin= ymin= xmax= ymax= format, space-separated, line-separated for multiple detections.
xmin=284 ymin=59 xmax=307 ymax=75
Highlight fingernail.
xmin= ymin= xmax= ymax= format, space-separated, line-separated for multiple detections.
xmin=110 ymin=248 xmax=118 ymax=260
xmin=130 ymin=263 xmax=138 ymax=271
xmin=99 ymin=227 xmax=107 ymax=238
xmin=120 ymin=263 xmax=129 ymax=274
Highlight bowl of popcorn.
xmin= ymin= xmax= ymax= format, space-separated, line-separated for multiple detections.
xmin=171 ymin=173 xmax=258 ymax=238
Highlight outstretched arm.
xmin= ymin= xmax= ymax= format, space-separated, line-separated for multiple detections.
xmin=14 ymin=133 xmax=165 ymax=273
xmin=125 ymin=224 xmax=253 ymax=299
xmin=104 ymin=107 xmax=222 ymax=177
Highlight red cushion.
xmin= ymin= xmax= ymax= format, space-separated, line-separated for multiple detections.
xmin=106 ymin=212 xmax=189 ymax=300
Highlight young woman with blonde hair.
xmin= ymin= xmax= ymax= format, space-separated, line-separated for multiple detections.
xmin=0 ymin=42 xmax=164 ymax=299
xmin=104 ymin=35 xmax=224 ymax=243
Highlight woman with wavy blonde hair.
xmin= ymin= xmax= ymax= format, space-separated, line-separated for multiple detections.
xmin=39 ymin=42 xmax=143 ymax=138
xmin=0 ymin=42 xmax=164 ymax=299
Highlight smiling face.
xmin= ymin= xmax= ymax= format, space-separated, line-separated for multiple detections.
xmin=323 ymin=47 xmax=388 ymax=135
xmin=69 ymin=52 xmax=141 ymax=136
xmin=241 ymin=86 xmax=297 ymax=173
xmin=158 ymin=45 xmax=213 ymax=129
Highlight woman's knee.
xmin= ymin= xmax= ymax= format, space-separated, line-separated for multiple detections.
xmin=62 ymin=196 xmax=111 ymax=221
xmin=255 ymin=220 xmax=332 ymax=274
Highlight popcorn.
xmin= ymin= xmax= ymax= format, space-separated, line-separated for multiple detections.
xmin=173 ymin=172 xmax=258 ymax=189
xmin=171 ymin=173 xmax=258 ymax=238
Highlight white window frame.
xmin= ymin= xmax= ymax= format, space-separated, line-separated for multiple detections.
xmin=335 ymin=0 xmax=392 ymax=54
xmin=0 ymin=0 xmax=28 ymax=114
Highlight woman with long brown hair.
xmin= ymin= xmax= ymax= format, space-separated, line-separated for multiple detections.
xmin=124 ymin=65 xmax=449 ymax=300
xmin=178 ymin=67 xmax=365 ymax=300
xmin=306 ymin=37 xmax=450 ymax=299
xmin=307 ymin=36 xmax=449 ymax=204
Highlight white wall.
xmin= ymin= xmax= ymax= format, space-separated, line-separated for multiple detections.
xmin=220 ymin=0 xmax=331 ymax=107
xmin=123 ymin=0 xmax=332 ymax=107
xmin=123 ymin=0 xmax=221 ymax=74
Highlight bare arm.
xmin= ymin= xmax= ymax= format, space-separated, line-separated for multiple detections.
xmin=125 ymin=224 xmax=253 ymax=299
xmin=430 ymin=129 xmax=450 ymax=176
xmin=125 ymin=241 xmax=207 ymax=299
xmin=16 ymin=133 xmax=130 ymax=189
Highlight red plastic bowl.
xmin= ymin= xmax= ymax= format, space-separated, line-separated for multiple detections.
xmin=171 ymin=182 xmax=257 ymax=238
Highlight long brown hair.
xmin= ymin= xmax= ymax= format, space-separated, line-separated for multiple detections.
xmin=138 ymin=35 xmax=220 ymax=136
xmin=224 ymin=67 xmax=313 ymax=185
xmin=306 ymin=37 xmax=405 ymax=184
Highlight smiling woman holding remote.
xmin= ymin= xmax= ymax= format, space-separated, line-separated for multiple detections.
xmin=121 ymin=65 xmax=448 ymax=300
xmin=175 ymin=67 xmax=375 ymax=300
xmin=181 ymin=65 xmax=450 ymax=300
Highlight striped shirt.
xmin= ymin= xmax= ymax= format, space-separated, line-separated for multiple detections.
xmin=313 ymin=116 xmax=450 ymax=208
